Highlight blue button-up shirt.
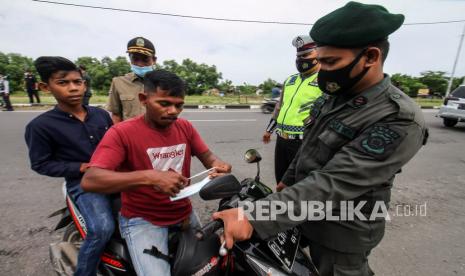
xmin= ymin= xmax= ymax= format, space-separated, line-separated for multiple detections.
xmin=25 ymin=106 xmax=112 ymax=195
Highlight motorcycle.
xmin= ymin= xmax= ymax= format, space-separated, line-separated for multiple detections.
xmin=48 ymin=149 xmax=319 ymax=276
xmin=261 ymin=97 xmax=279 ymax=114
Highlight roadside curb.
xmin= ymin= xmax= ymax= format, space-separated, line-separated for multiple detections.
xmin=9 ymin=103 xmax=438 ymax=110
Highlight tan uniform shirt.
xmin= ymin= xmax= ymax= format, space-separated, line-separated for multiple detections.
xmin=250 ymin=76 xmax=428 ymax=253
xmin=107 ymin=72 xmax=145 ymax=121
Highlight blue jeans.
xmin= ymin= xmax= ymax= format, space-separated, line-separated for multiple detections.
xmin=71 ymin=190 xmax=115 ymax=276
xmin=119 ymin=212 xmax=201 ymax=276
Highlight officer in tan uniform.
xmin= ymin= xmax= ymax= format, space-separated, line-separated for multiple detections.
xmin=213 ymin=2 xmax=429 ymax=275
xmin=107 ymin=37 xmax=156 ymax=123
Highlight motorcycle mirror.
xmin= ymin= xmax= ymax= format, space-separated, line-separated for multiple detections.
xmin=244 ymin=149 xmax=262 ymax=163
xmin=199 ymin=174 xmax=241 ymax=200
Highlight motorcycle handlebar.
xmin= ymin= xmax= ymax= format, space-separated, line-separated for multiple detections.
xmin=195 ymin=219 xmax=223 ymax=240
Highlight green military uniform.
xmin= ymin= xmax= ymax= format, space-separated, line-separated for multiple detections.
xmin=107 ymin=72 xmax=145 ymax=121
xmin=250 ymin=2 xmax=428 ymax=275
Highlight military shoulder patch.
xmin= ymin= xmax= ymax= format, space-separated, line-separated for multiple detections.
xmin=354 ymin=124 xmax=407 ymax=161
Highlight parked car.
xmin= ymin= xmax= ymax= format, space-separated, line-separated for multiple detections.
xmin=437 ymin=85 xmax=465 ymax=127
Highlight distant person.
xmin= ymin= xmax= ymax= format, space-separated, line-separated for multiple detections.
xmin=25 ymin=57 xmax=114 ymax=276
xmin=107 ymin=37 xmax=156 ymax=123
xmin=79 ymin=65 xmax=92 ymax=106
xmin=0 ymin=74 xmax=14 ymax=111
xmin=262 ymin=35 xmax=322 ymax=184
xmin=24 ymin=70 xmax=41 ymax=104
xmin=271 ymin=83 xmax=282 ymax=98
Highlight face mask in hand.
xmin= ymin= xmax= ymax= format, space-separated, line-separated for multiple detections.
xmin=296 ymin=58 xmax=318 ymax=73
xmin=131 ymin=64 xmax=153 ymax=77
xmin=317 ymin=49 xmax=369 ymax=96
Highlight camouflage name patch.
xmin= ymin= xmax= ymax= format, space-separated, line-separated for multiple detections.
xmin=355 ymin=124 xmax=407 ymax=161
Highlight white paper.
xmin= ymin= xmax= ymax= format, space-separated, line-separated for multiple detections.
xmin=170 ymin=176 xmax=211 ymax=201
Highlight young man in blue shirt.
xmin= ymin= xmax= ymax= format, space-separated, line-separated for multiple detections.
xmin=25 ymin=56 xmax=114 ymax=276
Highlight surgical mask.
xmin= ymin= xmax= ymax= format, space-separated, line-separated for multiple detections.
xmin=131 ymin=64 xmax=153 ymax=77
xmin=296 ymin=58 xmax=318 ymax=73
xmin=317 ymin=49 xmax=369 ymax=96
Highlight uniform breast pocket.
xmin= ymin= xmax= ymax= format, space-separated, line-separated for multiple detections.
xmin=119 ymin=94 xmax=136 ymax=117
xmin=316 ymin=130 xmax=351 ymax=165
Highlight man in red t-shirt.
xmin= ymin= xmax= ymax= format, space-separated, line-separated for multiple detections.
xmin=82 ymin=69 xmax=231 ymax=275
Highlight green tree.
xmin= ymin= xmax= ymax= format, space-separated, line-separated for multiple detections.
xmin=75 ymin=56 xmax=130 ymax=93
xmin=418 ymin=71 xmax=449 ymax=96
xmin=391 ymin=73 xmax=427 ymax=97
xmin=236 ymin=82 xmax=257 ymax=94
xmin=451 ymin=76 xmax=465 ymax=92
xmin=259 ymin=78 xmax=278 ymax=95
xmin=159 ymin=59 xmax=223 ymax=95
xmin=218 ymin=79 xmax=234 ymax=93
xmin=0 ymin=52 xmax=35 ymax=92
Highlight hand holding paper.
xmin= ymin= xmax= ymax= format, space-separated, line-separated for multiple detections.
xmin=170 ymin=176 xmax=211 ymax=201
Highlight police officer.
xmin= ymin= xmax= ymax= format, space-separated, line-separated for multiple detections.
xmin=24 ymin=70 xmax=41 ymax=104
xmin=214 ymin=2 xmax=428 ymax=275
xmin=263 ymin=35 xmax=322 ymax=184
xmin=107 ymin=37 xmax=156 ymax=123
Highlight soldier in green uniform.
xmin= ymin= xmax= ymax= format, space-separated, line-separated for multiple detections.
xmin=213 ymin=2 xmax=428 ymax=275
xmin=263 ymin=35 xmax=322 ymax=185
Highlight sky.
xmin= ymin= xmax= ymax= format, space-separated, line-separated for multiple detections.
xmin=1 ymin=0 xmax=465 ymax=85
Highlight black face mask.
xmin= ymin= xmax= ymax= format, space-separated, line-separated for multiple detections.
xmin=296 ymin=58 xmax=318 ymax=73
xmin=317 ymin=49 xmax=369 ymax=96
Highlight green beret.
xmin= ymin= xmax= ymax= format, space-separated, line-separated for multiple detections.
xmin=310 ymin=1 xmax=404 ymax=48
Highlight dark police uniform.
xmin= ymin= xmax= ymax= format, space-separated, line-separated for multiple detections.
xmin=250 ymin=2 xmax=428 ymax=275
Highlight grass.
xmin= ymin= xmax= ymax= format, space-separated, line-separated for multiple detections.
xmin=8 ymin=91 xmax=265 ymax=105
xmin=8 ymin=91 xmax=443 ymax=107
xmin=414 ymin=98 xmax=443 ymax=107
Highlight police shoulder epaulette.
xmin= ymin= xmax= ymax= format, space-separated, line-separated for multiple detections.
xmin=387 ymin=90 xmax=415 ymax=121
xmin=286 ymin=74 xmax=299 ymax=86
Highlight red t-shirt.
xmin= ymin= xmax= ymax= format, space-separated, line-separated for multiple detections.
xmin=89 ymin=115 xmax=209 ymax=226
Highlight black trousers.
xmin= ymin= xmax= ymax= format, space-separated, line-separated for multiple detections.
xmin=27 ymin=89 xmax=40 ymax=103
xmin=309 ymin=242 xmax=374 ymax=276
xmin=1 ymin=93 xmax=13 ymax=110
xmin=274 ymin=135 xmax=302 ymax=183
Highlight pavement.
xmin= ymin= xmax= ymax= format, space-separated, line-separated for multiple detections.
xmin=0 ymin=109 xmax=464 ymax=275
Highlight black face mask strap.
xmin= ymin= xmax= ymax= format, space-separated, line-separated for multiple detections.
xmin=346 ymin=48 xmax=370 ymax=86
xmin=347 ymin=48 xmax=368 ymax=71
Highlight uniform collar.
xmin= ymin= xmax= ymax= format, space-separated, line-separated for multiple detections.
xmin=126 ymin=72 xmax=143 ymax=83
xmin=333 ymin=74 xmax=391 ymax=109
xmin=53 ymin=104 xmax=91 ymax=119
xmin=299 ymin=71 xmax=318 ymax=80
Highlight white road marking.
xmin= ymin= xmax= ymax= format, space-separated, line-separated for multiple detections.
xmin=189 ymin=119 xmax=256 ymax=122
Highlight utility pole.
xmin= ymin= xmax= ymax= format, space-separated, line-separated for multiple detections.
xmin=445 ymin=23 xmax=465 ymax=98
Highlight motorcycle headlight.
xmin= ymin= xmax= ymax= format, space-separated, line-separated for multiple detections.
xmin=245 ymin=254 xmax=288 ymax=276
